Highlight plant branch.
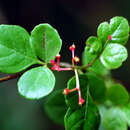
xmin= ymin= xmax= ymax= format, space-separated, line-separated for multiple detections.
xmin=0 ymin=73 xmax=23 ymax=83
xmin=79 ymin=54 xmax=99 ymax=70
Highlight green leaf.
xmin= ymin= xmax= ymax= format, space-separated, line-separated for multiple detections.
xmin=0 ymin=25 xmax=38 ymax=73
xmin=86 ymin=36 xmax=102 ymax=54
xmin=65 ymin=90 xmax=100 ymax=130
xmin=82 ymin=48 xmax=109 ymax=75
xmin=31 ymin=24 xmax=62 ymax=62
xmin=103 ymin=107 xmax=127 ymax=130
xmin=82 ymin=46 xmax=97 ymax=65
xmin=107 ymin=84 xmax=129 ymax=105
xmin=121 ymin=103 xmax=130 ymax=126
xmin=97 ymin=22 xmax=110 ymax=45
xmin=86 ymin=72 xmax=107 ymax=102
xmin=18 ymin=66 xmax=55 ymax=99
xmin=65 ymin=75 xmax=88 ymax=109
xmin=97 ymin=16 xmax=129 ymax=45
xmin=100 ymin=43 xmax=128 ymax=69
xmin=44 ymin=90 xmax=67 ymax=125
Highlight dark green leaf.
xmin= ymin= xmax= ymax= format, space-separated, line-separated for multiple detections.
xmin=107 ymin=84 xmax=129 ymax=105
xmin=86 ymin=72 xmax=107 ymax=102
xmin=100 ymin=43 xmax=128 ymax=69
xmin=86 ymin=36 xmax=102 ymax=54
xmin=65 ymin=96 xmax=100 ymax=130
xmin=18 ymin=66 xmax=55 ymax=99
xmin=97 ymin=16 xmax=129 ymax=45
xmin=65 ymin=75 xmax=88 ymax=109
xmin=31 ymin=24 xmax=62 ymax=62
xmin=44 ymin=90 xmax=67 ymax=125
xmin=64 ymin=75 xmax=100 ymax=130
xmin=0 ymin=25 xmax=39 ymax=73
xmin=103 ymin=107 xmax=127 ymax=130
xmin=65 ymin=90 xmax=100 ymax=130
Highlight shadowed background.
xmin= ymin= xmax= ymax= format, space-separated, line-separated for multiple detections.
xmin=0 ymin=0 xmax=129 ymax=129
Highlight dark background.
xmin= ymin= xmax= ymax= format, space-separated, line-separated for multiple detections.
xmin=0 ymin=0 xmax=130 ymax=129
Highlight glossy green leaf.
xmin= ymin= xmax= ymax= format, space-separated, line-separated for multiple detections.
xmin=31 ymin=24 xmax=62 ymax=62
xmin=18 ymin=66 xmax=55 ymax=99
xmin=65 ymin=75 xmax=88 ymax=109
xmin=86 ymin=36 xmax=102 ymax=54
xmin=44 ymin=90 xmax=67 ymax=125
xmin=86 ymin=72 xmax=106 ymax=102
xmin=103 ymin=107 xmax=127 ymax=130
xmin=122 ymin=103 xmax=130 ymax=126
xmin=100 ymin=43 xmax=128 ymax=69
xmin=97 ymin=22 xmax=109 ymax=45
xmin=82 ymin=46 xmax=97 ymax=65
xmin=65 ymin=89 xmax=100 ymax=130
xmin=97 ymin=16 xmax=129 ymax=45
xmin=107 ymin=84 xmax=129 ymax=105
xmin=0 ymin=25 xmax=39 ymax=73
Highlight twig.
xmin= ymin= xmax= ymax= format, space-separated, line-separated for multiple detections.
xmin=0 ymin=73 xmax=23 ymax=83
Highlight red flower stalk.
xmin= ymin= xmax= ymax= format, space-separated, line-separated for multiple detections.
xmin=63 ymin=88 xmax=78 ymax=95
xmin=56 ymin=54 xmax=61 ymax=71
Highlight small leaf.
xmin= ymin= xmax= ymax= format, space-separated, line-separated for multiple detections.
xmin=82 ymin=46 xmax=97 ymax=65
xmin=86 ymin=72 xmax=107 ymax=102
xmin=97 ymin=16 xmax=129 ymax=45
xmin=0 ymin=25 xmax=38 ymax=73
xmin=97 ymin=22 xmax=110 ymax=45
xmin=103 ymin=107 xmax=127 ymax=130
xmin=65 ymin=89 xmax=100 ymax=130
xmin=86 ymin=36 xmax=102 ymax=54
xmin=44 ymin=90 xmax=67 ymax=125
xmin=100 ymin=43 xmax=128 ymax=69
xmin=107 ymin=84 xmax=129 ymax=105
xmin=122 ymin=103 xmax=130 ymax=126
xmin=31 ymin=24 xmax=62 ymax=62
xmin=18 ymin=66 xmax=55 ymax=99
